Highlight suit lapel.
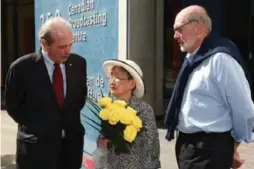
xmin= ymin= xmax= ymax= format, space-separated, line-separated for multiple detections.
xmin=34 ymin=51 xmax=59 ymax=108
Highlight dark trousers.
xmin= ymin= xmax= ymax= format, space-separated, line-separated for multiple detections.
xmin=175 ymin=131 xmax=234 ymax=169
xmin=57 ymin=134 xmax=84 ymax=169
xmin=16 ymin=128 xmax=83 ymax=169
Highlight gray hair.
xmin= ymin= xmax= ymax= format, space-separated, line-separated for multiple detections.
xmin=38 ymin=17 xmax=72 ymax=45
xmin=187 ymin=12 xmax=212 ymax=32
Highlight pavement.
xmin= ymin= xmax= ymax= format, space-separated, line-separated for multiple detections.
xmin=1 ymin=110 xmax=254 ymax=169
xmin=1 ymin=111 xmax=17 ymax=169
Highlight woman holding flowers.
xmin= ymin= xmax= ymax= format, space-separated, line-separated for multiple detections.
xmin=99 ymin=59 xmax=161 ymax=169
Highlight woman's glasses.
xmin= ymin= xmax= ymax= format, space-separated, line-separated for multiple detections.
xmin=109 ymin=76 xmax=129 ymax=83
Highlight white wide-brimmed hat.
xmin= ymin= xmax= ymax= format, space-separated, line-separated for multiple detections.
xmin=103 ymin=59 xmax=145 ymax=98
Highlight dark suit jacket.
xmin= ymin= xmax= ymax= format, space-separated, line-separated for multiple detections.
xmin=5 ymin=51 xmax=87 ymax=168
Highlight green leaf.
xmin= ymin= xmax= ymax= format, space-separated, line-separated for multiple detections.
xmin=87 ymin=98 xmax=101 ymax=112
xmin=83 ymin=114 xmax=101 ymax=128
xmin=108 ymin=91 xmax=111 ymax=97
xmin=100 ymin=89 xmax=104 ymax=98
xmin=87 ymin=106 xmax=101 ymax=119
xmin=85 ymin=119 xmax=101 ymax=132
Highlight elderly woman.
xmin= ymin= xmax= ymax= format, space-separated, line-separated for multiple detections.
xmin=98 ymin=59 xmax=161 ymax=169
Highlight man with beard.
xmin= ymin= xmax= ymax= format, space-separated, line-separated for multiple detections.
xmin=165 ymin=5 xmax=254 ymax=169
xmin=5 ymin=17 xmax=87 ymax=169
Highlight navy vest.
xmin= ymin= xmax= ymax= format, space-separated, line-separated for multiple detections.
xmin=164 ymin=33 xmax=252 ymax=141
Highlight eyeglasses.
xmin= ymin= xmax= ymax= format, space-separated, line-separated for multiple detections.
xmin=109 ymin=76 xmax=129 ymax=83
xmin=173 ymin=19 xmax=198 ymax=33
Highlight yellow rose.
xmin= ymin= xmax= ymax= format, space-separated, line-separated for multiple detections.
xmin=132 ymin=116 xmax=143 ymax=131
xmin=126 ymin=107 xmax=137 ymax=116
xmin=99 ymin=109 xmax=112 ymax=120
xmin=124 ymin=125 xmax=138 ymax=143
xmin=109 ymin=119 xmax=118 ymax=125
xmin=98 ymin=97 xmax=112 ymax=107
xmin=119 ymin=110 xmax=132 ymax=125
xmin=105 ymin=104 xmax=118 ymax=111
xmin=115 ymin=108 xmax=125 ymax=119
xmin=113 ymin=100 xmax=127 ymax=108
xmin=108 ymin=110 xmax=121 ymax=125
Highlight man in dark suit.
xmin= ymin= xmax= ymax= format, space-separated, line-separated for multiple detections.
xmin=5 ymin=17 xmax=87 ymax=169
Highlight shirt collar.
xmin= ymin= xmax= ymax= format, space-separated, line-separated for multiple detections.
xmin=41 ymin=49 xmax=54 ymax=67
xmin=186 ymin=46 xmax=200 ymax=63
xmin=41 ymin=49 xmax=65 ymax=69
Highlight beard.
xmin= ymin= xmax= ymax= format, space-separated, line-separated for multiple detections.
xmin=179 ymin=38 xmax=197 ymax=53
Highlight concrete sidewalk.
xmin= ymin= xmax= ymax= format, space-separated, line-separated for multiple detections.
xmin=1 ymin=111 xmax=254 ymax=169
xmin=0 ymin=111 xmax=178 ymax=169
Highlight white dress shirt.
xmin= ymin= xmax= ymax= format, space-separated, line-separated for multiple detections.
xmin=177 ymin=52 xmax=254 ymax=143
xmin=41 ymin=50 xmax=67 ymax=96
xmin=42 ymin=50 xmax=67 ymax=137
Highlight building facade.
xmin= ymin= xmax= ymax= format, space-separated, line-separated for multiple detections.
xmin=1 ymin=0 xmax=254 ymax=116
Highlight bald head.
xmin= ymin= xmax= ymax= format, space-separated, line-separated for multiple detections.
xmin=178 ymin=5 xmax=207 ymax=17
xmin=173 ymin=6 xmax=212 ymax=53
xmin=39 ymin=17 xmax=72 ymax=45
xmin=176 ymin=5 xmax=212 ymax=33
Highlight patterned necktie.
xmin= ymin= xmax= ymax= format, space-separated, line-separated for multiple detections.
xmin=53 ymin=63 xmax=64 ymax=108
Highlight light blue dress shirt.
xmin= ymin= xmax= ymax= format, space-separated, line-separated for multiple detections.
xmin=41 ymin=50 xmax=67 ymax=96
xmin=177 ymin=52 xmax=254 ymax=143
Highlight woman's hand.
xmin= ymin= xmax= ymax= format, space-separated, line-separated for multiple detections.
xmin=97 ymin=137 xmax=109 ymax=149
xmin=82 ymin=154 xmax=95 ymax=169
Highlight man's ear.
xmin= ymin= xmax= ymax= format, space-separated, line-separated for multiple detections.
xmin=41 ymin=39 xmax=49 ymax=50
xmin=196 ymin=22 xmax=208 ymax=36
xmin=194 ymin=25 xmax=202 ymax=35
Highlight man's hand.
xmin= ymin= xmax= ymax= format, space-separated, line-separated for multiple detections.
xmin=232 ymin=141 xmax=245 ymax=169
xmin=232 ymin=150 xmax=245 ymax=169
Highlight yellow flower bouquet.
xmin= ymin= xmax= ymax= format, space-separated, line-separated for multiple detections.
xmin=85 ymin=93 xmax=143 ymax=154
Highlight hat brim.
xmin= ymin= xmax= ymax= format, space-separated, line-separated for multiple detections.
xmin=103 ymin=59 xmax=145 ymax=98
